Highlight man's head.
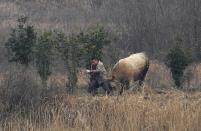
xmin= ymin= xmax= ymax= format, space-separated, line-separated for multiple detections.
xmin=91 ymin=57 xmax=99 ymax=65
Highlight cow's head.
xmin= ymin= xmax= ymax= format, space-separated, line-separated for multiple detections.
xmin=108 ymin=76 xmax=120 ymax=91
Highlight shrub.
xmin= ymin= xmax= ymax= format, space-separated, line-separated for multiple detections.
xmin=0 ymin=65 xmax=41 ymax=113
xmin=34 ymin=31 xmax=55 ymax=87
xmin=79 ymin=25 xmax=110 ymax=68
xmin=146 ymin=60 xmax=174 ymax=89
xmin=165 ymin=38 xmax=192 ymax=88
xmin=5 ymin=17 xmax=36 ymax=67
xmin=56 ymin=32 xmax=83 ymax=94
xmin=183 ymin=64 xmax=201 ymax=90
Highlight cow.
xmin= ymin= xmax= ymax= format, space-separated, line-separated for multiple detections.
xmin=109 ymin=52 xmax=149 ymax=95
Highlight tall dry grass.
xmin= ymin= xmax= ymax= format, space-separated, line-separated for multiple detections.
xmin=0 ymin=62 xmax=200 ymax=131
xmin=183 ymin=64 xmax=201 ymax=90
xmin=146 ymin=60 xmax=174 ymax=90
xmin=0 ymin=92 xmax=201 ymax=131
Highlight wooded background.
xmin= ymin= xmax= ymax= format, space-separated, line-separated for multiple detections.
xmin=0 ymin=0 xmax=201 ymax=66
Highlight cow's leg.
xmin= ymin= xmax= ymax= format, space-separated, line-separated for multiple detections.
xmin=129 ymin=80 xmax=142 ymax=93
xmin=119 ymin=80 xmax=129 ymax=95
xmin=128 ymin=79 xmax=135 ymax=91
xmin=119 ymin=84 xmax=124 ymax=95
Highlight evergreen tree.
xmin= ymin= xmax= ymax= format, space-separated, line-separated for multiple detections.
xmin=5 ymin=17 xmax=36 ymax=67
xmin=56 ymin=32 xmax=83 ymax=94
xmin=34 ymin=31 xmax=55 ymax=87
xmin=79 ymin=25 xmax=110 ymax=68
xmin=166 ymin=38 xmax=191 ymax=88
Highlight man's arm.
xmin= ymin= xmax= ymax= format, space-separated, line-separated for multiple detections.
xmin=89 ymin=63 xmax=105 ymax=73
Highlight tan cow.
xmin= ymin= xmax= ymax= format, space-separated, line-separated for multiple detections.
xmin=110 ymin=52 xmax=149 ymax=94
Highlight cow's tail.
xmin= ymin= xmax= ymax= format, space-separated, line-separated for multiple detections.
xmin=139 ymin=58 xmax=149 ymax=86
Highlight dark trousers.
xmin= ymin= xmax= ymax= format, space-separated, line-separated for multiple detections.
xmin=88 ymin=78 xmax=111 ymax=95
xmin=88 ymin=79 xmax=99 ymax=95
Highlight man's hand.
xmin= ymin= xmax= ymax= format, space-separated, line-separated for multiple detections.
xmin=86 ymin=70 xmax=98 ymax=73
xmin=86 ymin=70 xmax=91 ymax=73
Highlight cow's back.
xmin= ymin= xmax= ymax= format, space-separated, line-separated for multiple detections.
xmin=112 ymin=53 xmax=148 ymax=81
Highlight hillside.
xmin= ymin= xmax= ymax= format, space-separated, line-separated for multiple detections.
xmin=0 ymin=0 xmax=201 ymax=61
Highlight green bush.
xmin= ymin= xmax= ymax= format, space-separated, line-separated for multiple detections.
xmin=5 ymin=22 xmax=111 ymax=94
xmin=5 ymin=17 xmax=36 ymax=67
xmin=55 ymin=32 xmax=84 ymax=94
xmin=34 ymin=31 xmax=55 ymax=87
xmin=79 ymin=25 xmax=110 ymax=68
xmin=0 ymin=66 xmax=41 ymax=114
xmin=166 ymin=38 xmax=192 ymax=88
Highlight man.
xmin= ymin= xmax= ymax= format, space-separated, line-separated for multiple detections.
xmin=87 ymin=57 xmax=111 ymax=95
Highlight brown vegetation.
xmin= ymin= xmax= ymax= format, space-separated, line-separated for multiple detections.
xmin=146 ymin=60 xmax=174 ymax=90
xmin=0 ymin=0 xmax=201 ymax=61
xmin=0 ymin=91 xmax=201 ymax=131
xmin=0 ymin=62 xmax=200 ymax=131
xmin=183 ymin=64 xmax=201 ymax=91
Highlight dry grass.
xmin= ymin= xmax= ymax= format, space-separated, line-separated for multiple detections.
xmin=183 ymin=64 xmax=201 ymax=90
xmin=47 ymin=71 xmax=89 ymax=88
xmin=146 ymin=60 xmax=174 ymax=90
xmin=0 ymin=62 xmax=200 ymax=131
xmin=0 ymin=91 xmax=201 ymax=131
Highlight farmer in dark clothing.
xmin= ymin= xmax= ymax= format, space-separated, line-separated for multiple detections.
xmin=87 ymin=58 xmax=111 ymax=95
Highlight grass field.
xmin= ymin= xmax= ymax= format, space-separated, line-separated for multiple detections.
xmin=0 ymin=90 xmax=200 ymax=131
xmin=0 ymin=62 xmax=200 ymax=131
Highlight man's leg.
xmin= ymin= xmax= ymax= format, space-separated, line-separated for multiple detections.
xmin=88 ymin=79 xmax=99 ymax=95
